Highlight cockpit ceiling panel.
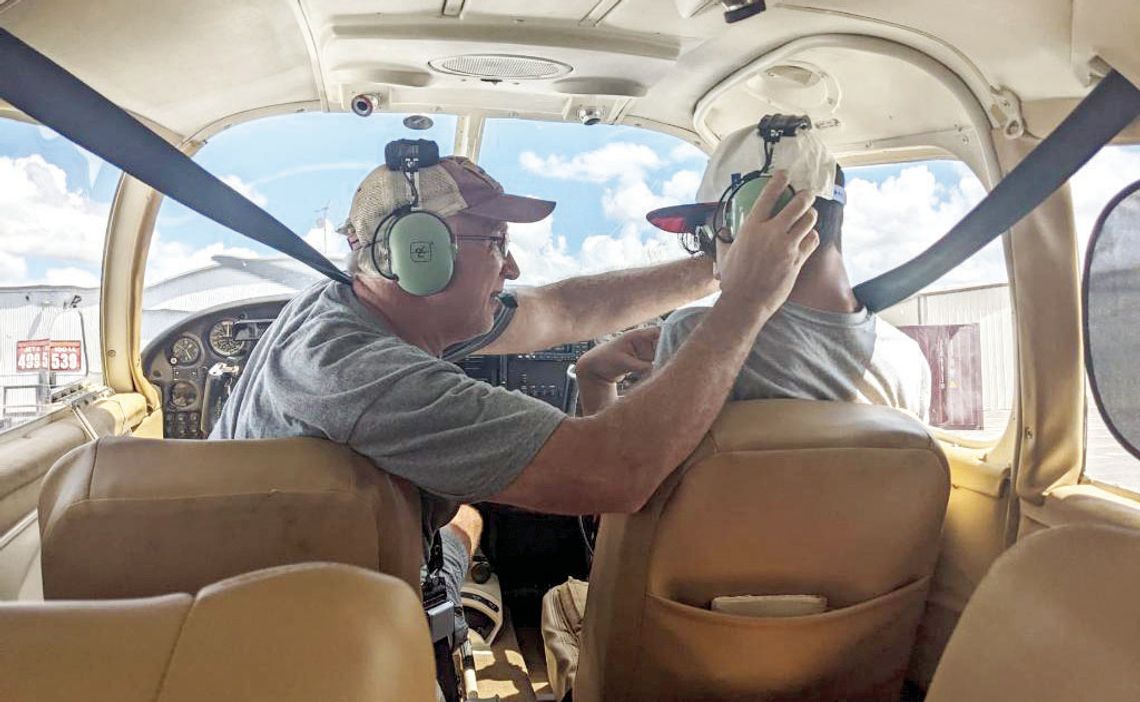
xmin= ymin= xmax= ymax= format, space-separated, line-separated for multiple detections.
xmin=698 ymin=46 xmax=972 ymax=152
xmin=764 ymin=0 xmax=1085 ymax=101
xmin=0 ymin=0 xmax=1134 ymax=147
xmin=326 ymin=1 xmax=600 ymax=23
xmin=0 ymin=0 xmax=320 ymax=139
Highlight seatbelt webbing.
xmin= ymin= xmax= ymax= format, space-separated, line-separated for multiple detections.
xmin=854 ymin=70 xmax=1140 ymax=312
xmin=0 ymin=28 xmax=351 ymax=286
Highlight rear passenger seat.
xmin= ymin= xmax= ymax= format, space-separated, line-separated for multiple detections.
xmin=926 ymin=524 xmax=1140 ymax=702
xmin=0 ymin=562 xmax=437 ymax=702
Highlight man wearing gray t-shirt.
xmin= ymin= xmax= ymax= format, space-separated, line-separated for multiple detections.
xmin=212 ymin=147 xmax=823 ymax=651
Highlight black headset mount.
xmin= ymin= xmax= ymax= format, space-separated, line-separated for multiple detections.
xmin=383 ymin=138 xmax=439 ymax=211
xmin=757 ymin=114 xmax=812 ymax=173
xmin=368 ymin=139 xmax=446 ymax=280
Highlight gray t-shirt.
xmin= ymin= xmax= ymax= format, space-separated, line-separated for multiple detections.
xmin=655 ymin=302 xmax=931 ymax=421
xmin=211 ymin=281 xmax=566 ymax=542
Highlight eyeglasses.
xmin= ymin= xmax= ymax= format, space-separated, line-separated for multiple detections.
xmin=455 ymin=229 xmax=510 ymax=259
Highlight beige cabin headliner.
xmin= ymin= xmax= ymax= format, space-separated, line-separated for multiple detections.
xmin=2 ymin=0 xmax=1138 ymax=150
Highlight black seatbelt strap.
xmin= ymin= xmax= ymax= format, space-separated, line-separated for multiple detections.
xmin=0 ymin=28 xmax=351 ymax=286
xmin=854 ymin=70 xmax=1140 ymax=311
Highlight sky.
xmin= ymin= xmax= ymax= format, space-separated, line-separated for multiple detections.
xmin=1 ymin=113 xmax=1139 ymax=296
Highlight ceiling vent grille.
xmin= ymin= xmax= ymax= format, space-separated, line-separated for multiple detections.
xmin=428 ymin=54 xmax=572 ymax=80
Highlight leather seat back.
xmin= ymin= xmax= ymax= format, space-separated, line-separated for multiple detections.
xmin=577 ymin=400 xmax=950 ymax=702
xmin=39 ymin=436 xmax=423 ymax=599
xmin=0 ymin=562 xmax=437 ymax=702
xmin=926 ymin=524 xmax=1140 ymax=702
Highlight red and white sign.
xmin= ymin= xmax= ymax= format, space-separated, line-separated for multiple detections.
xmin=16 ymin=339 xmax=83 ymax=373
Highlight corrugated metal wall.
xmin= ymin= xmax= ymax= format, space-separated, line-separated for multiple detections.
xmin=880 ymin=283 xmax=1015 ymax=413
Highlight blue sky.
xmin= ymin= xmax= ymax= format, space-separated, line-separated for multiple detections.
xmin=1 ymin=113 xmax=1138 ymax=291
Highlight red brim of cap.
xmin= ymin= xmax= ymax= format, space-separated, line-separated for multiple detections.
xmin=463 ymin=193 xmax=556 ymax=223
xmin=646 ymin=202 xmax=717 ymax=233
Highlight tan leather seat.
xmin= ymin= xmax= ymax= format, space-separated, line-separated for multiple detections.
xmin=0 ymin=562 xmax=437 ymax=702
xmin=576 ymin=400 xmax=950 ymax=702
xmin=926 ymin=524 xmax=1140 ymax=702
xmin=39 ymin=436 xmax=423 ymax=599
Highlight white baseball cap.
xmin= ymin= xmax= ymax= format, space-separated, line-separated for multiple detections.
xmin=647 ymin=121 xmax=845 ymax=234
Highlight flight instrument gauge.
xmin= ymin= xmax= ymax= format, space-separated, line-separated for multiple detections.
xmin=169 ymin=336 xmax=201 ymax=366
xmin=169 ymin=381 xmax=198 ymax=409
xmin=208 ymin=319 xmax=248 ymax=357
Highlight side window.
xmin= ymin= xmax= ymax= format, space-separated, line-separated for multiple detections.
xmin=1072 ymin=145 xmax=1140 ymax=494
xmin=141 ymin=112 xmax=457 ymax=347
xmin=0 ymin=119 xmax=119 ymax=431
xmin=849 ymin=160 xmax=1015 ymax=442
xmin=478 ymin=119 xmax=708 ymax=285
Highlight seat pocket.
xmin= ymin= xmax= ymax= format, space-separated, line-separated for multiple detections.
xmin=634 ymin=576 xmax=932 ymax=702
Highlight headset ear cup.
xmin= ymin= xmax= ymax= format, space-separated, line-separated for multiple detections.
xmin=387 ymin=211 xmax=456 ymax=295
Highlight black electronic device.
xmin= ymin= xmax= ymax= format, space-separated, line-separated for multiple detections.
xmin=384 ymin=138 xmax=440 ymax=173
xmin=456 ymin=355 xmax=502 ymax=387
xmin=757 ymin=113 xmax=811 ymax=141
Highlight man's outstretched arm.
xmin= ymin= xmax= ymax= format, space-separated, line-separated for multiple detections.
xmin=479 ymin=255 xmax=716 ymax=355
xmin=492 ymin=175 xmax=821 ymax=514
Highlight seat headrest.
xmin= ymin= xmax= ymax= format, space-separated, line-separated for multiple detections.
xmin=39 ymin=436 xmax=424 ymax=599
xmin=0 ymin=563 xmax=438 ymax=702
xmin=927 ymin=524 xmax=1140 ymax=702
xmin=705 ymin=398 xmax=938 ymax=453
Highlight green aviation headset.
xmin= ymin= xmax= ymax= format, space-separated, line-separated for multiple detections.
xmin=684 ymin=114 xmax=844 ymax=256
xmin=368 ymin=139 xmax=459 ymax=296
xmin=710 ymin=115 xmax=807 ymax=245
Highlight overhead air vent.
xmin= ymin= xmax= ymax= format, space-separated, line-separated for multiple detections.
xmin=428 ymin=54 xmax=572 ymax=81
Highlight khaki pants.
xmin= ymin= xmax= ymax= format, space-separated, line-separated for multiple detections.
xmin=540 ymin=578 xmax=589 ymax=701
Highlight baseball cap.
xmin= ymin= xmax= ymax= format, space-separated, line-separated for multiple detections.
xmin=646 ymin=121 xmax=844 ymax=234
xmin=342 ymin=155 xmax=555 ymax=252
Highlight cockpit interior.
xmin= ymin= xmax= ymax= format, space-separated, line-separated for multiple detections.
xmin=2 ymin=2 xmax=1140 ymax=701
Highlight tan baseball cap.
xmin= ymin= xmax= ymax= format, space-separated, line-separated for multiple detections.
xmin=342 ymin=156 xmax=555 ymax=252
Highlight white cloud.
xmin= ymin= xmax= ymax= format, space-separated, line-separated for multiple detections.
xmin=508 ymin=142 xmax=706 ymax=285
xmin=508 ymin=216 xmax=582 ymax=285
xmin=0 ymin=155 xmax=110 ymax=267
xmin=670 ymin=142 xmax=707 ymax=163
xmin=508 ymin=214 xmax=686 ymax=287
xmin=0 ymin=250 xmax=28 ymax=282
xmin=42 ymin=266 xmax=100 ymax=288
xmin=519 ymin=142 xmax=664 ymax=183
xmin=1070 ymin=146 xmax=1140 ymax=259
xmin=662 ymin=169 xmax=703 ymax=203
xmin=220 ymin=175 xmax=269 ymax=207
xmin=302 ymin=222 xmax=351 ymax=261
xmin=842 ymin=164 xmax=998 ymax=289
xmin=145 ymin=235 xmax=262 ymax=284
xmin=843 ymin=148 xmax=1140 ymax=291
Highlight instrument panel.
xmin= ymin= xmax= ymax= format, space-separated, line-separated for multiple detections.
xmin=457 ymin=341 xmax=591 ymax=412
xmin=142 ymin=296 xmax=592 ymax=439
xmin=142 ymin=298 xmax=289 ymax=439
